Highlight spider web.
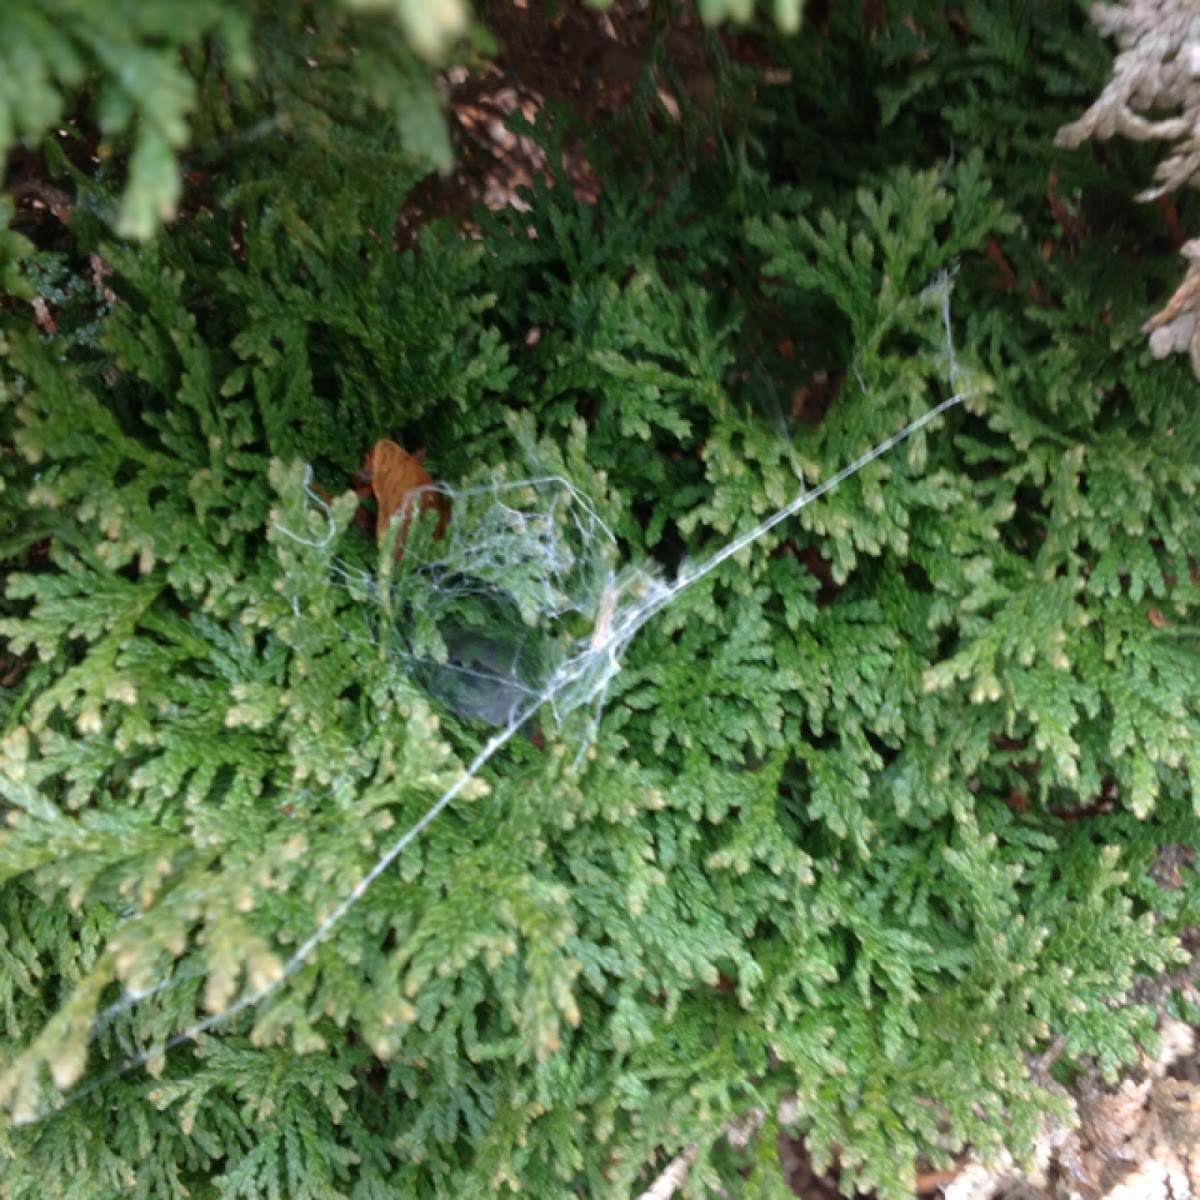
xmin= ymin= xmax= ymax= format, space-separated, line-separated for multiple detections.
xmin=24 ymin=272 xmax=977 ymax=1118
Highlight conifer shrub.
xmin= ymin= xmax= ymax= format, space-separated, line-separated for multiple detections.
xmin=1 ymin=3 xmax=1199 ymax=1198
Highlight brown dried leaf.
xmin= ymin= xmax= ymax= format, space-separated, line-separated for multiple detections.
xmin=359 ymin=440 xmax=450 ymax=558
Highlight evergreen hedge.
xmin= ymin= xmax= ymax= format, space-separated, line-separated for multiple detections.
xmin=1 ymin=2 xmax=1198 ymax=1197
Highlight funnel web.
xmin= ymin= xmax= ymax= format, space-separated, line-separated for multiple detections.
xmin=22 ymin=271 xmax=979 ymax=1118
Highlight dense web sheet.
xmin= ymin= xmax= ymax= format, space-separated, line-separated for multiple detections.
xmin=28 ymin=274 xmax=976 ymax=1116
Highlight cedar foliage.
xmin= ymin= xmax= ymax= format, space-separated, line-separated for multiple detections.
xmin=1 ymin=2 xmax=1199 ymax=1198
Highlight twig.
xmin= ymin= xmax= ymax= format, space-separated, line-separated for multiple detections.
xmin=637 ymin=1144 xmax=699 ymax=1200
xmin=636 ymin=1110 xmax=767 ymax=1200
